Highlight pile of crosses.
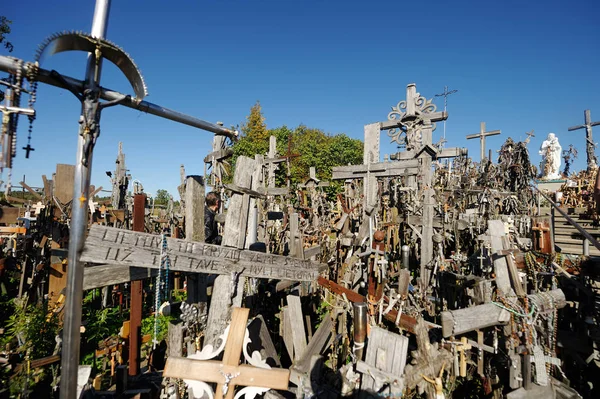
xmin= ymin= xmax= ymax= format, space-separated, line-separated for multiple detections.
xmin=75 ymin=83 xmax=598 ymax=399
xmin=1 ymin=0 xmax=599 ymax=395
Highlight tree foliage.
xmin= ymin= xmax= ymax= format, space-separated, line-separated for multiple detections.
xmin=154 ymin=189 xmax=170 ymax=205
xmin=231 ymin=102 xmax=363 ymax=196
xmin=234 ymin=101 xmax=269 ymax=159
xmin=0 ymin=16 xmax=13 ymax=103
xmin=0 ymin=16 xmax=13 ymax=53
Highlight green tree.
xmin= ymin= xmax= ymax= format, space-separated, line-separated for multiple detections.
xmin=0 ymin=16 xmax=13 ymax=53
xmin=154 ymin=189 xmax=170 ymax=205
xmin=233 ymin=101 xmax=269 ymax=159
xmin=0 ymin=16 xmax=13 ymax=103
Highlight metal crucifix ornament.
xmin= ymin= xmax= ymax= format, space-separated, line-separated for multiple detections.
xmin=0 ymin=1 xmax=238 ymax=397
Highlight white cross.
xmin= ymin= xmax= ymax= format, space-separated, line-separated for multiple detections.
xmin=32 ymin=201 xmax=46 ymax=216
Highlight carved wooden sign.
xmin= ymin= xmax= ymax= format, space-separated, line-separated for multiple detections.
xmin=81 ymin=225 xmax=325 ymax=282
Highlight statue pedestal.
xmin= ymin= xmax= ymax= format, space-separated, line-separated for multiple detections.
xmin=535 ymin=179 xmax=566 ymax=193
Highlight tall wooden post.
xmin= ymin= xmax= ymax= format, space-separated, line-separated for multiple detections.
xmin=204 ymin=156 xmax=257 ymax=348
xmin=129 ymin=193 xmax=146 ymax=376
xmin=185 ymin=175 xmax=206 ymax=304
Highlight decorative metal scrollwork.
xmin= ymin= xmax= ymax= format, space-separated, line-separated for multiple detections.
xmin=386 ymin=92 xmax=438 ymax=150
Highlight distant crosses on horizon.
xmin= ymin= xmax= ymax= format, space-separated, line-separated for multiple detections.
xmin=466 ymin=122 xmax=501 ymax=163
xmin=568 ymin=109 xmax=600 ymax=172
xmin=434 ymin=86 xmax=458 ymax=146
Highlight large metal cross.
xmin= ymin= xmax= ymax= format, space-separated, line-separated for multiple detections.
xmin=466 ymin=122 xmax=501 ymax=162
xmin=0 ymin=1 xmax=238 ymax=398
xmin=568 ymin=109 xmax=600 ymax=172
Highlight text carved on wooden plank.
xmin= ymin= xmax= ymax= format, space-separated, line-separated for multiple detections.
xmin=81 ymin=225 xmax=325 ymax=281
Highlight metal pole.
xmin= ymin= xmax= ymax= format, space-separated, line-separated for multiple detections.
xmin=352 ymin=302 xmax=368 ymax=362
xmin=60 ymin=1 xmax=110 ymax=397
xmin=0 ymin=56 xmax=237 ymax=138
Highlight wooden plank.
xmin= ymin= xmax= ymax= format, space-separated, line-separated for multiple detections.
xmin=54 ymin=164 xmax=75 ymax=204
xmin=332 ymin=161 xmax=419 ymax=180
xmin=441 ymin=303 xmax=510 ymax=337
xmin=205 ymin=157 xmax=257 ymax=350
xmin=441 ymin=289 xmax=566 ymax=337
xmin=81 ymin=225 xmax=325 ymax=282
xmin=360 ymin=326 xmax=408 ymax=394
xmin=0 ymin=207 xmax=20 ymax=224
xmin=0 ymin=226 xmax=26 ymax=234
xmin=185 ymin=175 xmax=207 ymax=305
xmin=168 ymin=322 xmax=184 ymax=358
xmin=164 ymin=359 xmax=290 ymax=391
xmin=488 ymin=220 xmax=512 ymax=295
xmin=83 ymin=265 xmax=158 ymax=290
xmin=287 ymin=295 xmax=307 ymax=361
xmin=18 ymin=181 xmax=42 ymax=200
xmin=282 ymin=306 xmax=294 ymax=361
xmin=42 ymin=175 xmax=52 ymax=199
xmin=293 ymin=312 xmax=332 ymax=373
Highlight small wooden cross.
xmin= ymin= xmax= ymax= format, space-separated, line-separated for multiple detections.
xmin=22 ymin=144 xmax=35 ymax=158
xmin=524 ymin=129 xmax=535 ymax=144
xmin=531 ymin=222 xmax=550 ymax=250
xmin=164 ymin=307 xmax=290 ymax=399
xmin=455 ymin=337 xmax=472 ymax=377
xmin=32 ymin=201 xmax=46 ymax=216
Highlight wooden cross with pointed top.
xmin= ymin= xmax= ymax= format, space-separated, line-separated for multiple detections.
xmin=164 ymin=307 xmax=290 ymax=399
xmin=466 ymin=122 xmax=501 ymax=162
xmin=568 ymin=109 xmax=600 ymax=172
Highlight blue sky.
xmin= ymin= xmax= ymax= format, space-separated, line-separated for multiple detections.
xmin=2 ymin=0 xmax=599 ymax=198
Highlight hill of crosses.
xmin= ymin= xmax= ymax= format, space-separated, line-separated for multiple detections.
xmin=1 ymin=5 xmax=599 ymax=399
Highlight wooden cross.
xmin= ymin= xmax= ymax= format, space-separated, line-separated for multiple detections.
xmin=466 ymin=122 xmax=501 ymax=162
xmin=455 ymin=337 xmax=472 ymax=377
xmin=568 ymin=109 xmax=600 ymax=171
xmin=32 ymin=201 xmax=46 ymax=216
xmin=524 ymin=129 xmax=535 ymax=145
xmin=531 ymin=222 xmax=550 ymax=251
xmin=164 ymin=307 xmax=290 ymax=399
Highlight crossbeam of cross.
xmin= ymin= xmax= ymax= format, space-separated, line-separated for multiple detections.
xmin=466 ymin=122 xmax=501 ymax=162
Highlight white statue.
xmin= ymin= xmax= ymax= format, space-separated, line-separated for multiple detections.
xmin=539 ymin=132 xmax=562 ymax=180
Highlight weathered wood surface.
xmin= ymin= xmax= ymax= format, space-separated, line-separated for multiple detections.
xmin=0 ymin=207 xmax=20 ymax=224
xmin=292 ymin=312 xmax=333 ymax=374
xmin=441 ymin=289 xmax=566 ymax=337
xmin=287 ymin=295 xmax=307 ymax=361
xmin=488 ymin=220 xmax=512 ymax=295
xmin=164 ymin=308 xmax=290 ymax=399
xmin=332 ymin=161 xmax=419 ymax=180
xmin=54 ymin=164 xmax=75 ymax=204
xmin=185 ymin=175 xmax=205 ymax=243
xmin=168 ymin=322 xmax=184 ymax=358
xmin=83 ymin=265 xmax=158 ymax=290
xmin=185 ymin=175 xmax=207 ymax=305
xmin=205 ymin=156 xmax=256 ymax=349
xmin=359 ymin=326 xmax=408 ymax=394
xmin=441 ymin=302 xmax=510 ymax=338
xmin=81 ymin=225 xmax=326 ymax=282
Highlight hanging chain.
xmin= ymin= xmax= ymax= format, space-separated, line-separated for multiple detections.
xmin=23 ymin=62 xmax=39 ymax=158
xmin=153 ymin=233 xmax=171 ymax=348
